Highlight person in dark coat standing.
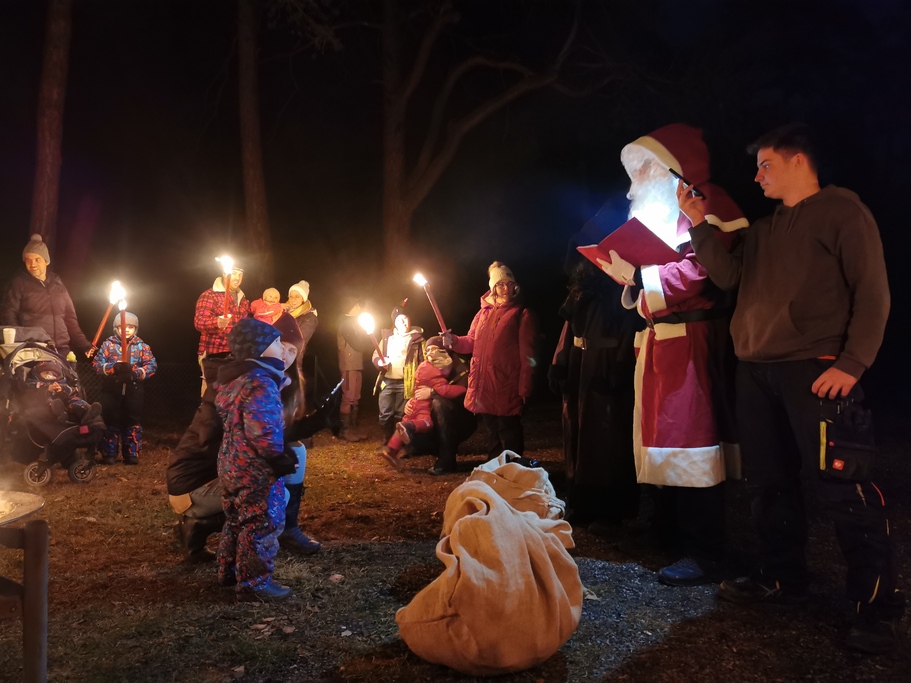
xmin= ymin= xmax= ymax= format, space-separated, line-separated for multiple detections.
xmin=446 ymin=262 xmax=537 ymax=458
xmin=550 ymin=247 xmax=641 ymax=533
xmin=1 ymin=234 xmax=92 ymax=357
xmin=286 ymin=280 xmax=318 ymax=355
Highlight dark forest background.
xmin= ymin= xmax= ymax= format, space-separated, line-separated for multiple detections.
xmin=1 ymin=0 xmax=909 ymax=410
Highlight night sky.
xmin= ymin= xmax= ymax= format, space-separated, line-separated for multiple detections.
xmin=1 ymin=0 xmax=909 ymax=407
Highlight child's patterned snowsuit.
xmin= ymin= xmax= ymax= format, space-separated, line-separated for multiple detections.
xmin=215 ymin=360 xmax=287 ymax=591
xmin=92 ymin=334 xmax=157 ymax=462
xmin=26 ymin=367 xmax=91 ymax=420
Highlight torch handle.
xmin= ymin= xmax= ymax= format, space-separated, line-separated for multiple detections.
xmin=91 ymin=303 xmax=115 ymax=348
xmin=222 ymin=273 xmax=232 ymax=318
xmin=120 ymin=309 xmax=127 ymax=363
xmin=423 ymin=285 xmax=448 ymax=334
xmin=369 ymin=334 xmax=385 ymax=361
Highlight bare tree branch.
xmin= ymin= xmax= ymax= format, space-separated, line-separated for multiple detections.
xmin=404 ymin=69 xmax=557 ymax=213
xmin=398 ymin=3 xmax=458 ymax=104
xmin=412 ymin=55 xmax=534 ymax=180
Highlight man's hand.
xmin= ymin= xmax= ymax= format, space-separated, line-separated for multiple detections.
xmin=811 ymin=367 xmax=857 ymax=399
xmin=676 ymin=179 xmax=706 ymax=226
xmin=414 ymin=386 xmax=432 ymax=401
xmin=216 ymin=315 xmax=230 ymax=330
xmin=376 ymin=357 xmax=389 ymax=368
xmin=85 ymin=346 xmax=97 ymax=359
xmin=596 ymin=250 xmax=636 ymax=286
xmin=441 ymin=331 xmax=454 ymax=349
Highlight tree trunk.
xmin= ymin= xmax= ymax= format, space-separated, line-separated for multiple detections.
xmin=30 ymin=0 xmax=73 ymax=249
xmin=238 ymin=0 xmax=274 ymax=287
xmin=381 ymin=0 xmax=410 ymax=276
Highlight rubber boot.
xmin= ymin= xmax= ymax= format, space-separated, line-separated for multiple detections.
xmin=178 ymin=513 xmax=226 ymax=563
xmin=339 ymin=412 xmax=365 ymax=442
xmin=350 ymin=406 xmax=367 ymax=441
xmin=122 ymin=425 xmax=141 ymax=465
xmin=100 ymin=430 xmax=119 ymax=465
xmin=279 ymin=483 xmax=321 ymax=556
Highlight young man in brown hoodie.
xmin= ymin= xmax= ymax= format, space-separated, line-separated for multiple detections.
xmin=680 ymin=123 xmax=902 ymax=655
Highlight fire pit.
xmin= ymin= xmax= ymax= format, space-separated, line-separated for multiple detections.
xmin=0 ymin=491 xmax=45 ymax=527
xmin=0 ymin=490 xmax=47 ymax=682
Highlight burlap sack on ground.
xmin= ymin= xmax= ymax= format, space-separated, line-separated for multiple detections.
xmin=396 ymin=456 xmax=582 ymax=676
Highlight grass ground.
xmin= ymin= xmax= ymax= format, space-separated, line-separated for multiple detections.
xmin=1 ymin=399 xmax=909 ymax=682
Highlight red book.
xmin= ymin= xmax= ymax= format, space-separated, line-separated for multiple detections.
xmin=576 ymin=217 xmax=683 ymax=269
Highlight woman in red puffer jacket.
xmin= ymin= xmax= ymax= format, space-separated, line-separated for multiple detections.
xmin=448 ymin=262 xmax=537 ymax=458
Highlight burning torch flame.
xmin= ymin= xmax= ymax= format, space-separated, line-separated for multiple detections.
xmin=357 ymin=312 xmax=387 ymax=360
xmin=412 ymin=272 xmax=448 ymax=334
xmin=216 ymin=255 xmax=234 ymax=275
xmin=357 ymin=312 xmax=375 ymax=335
xmin=109 ymin=281 xmax=125 ymax=305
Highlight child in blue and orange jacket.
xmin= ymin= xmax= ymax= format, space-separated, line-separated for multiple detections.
xmin=215 ymin=318 xmax=298 ymax=602
xmin=92 ymin=312 xmax=157 ymax=464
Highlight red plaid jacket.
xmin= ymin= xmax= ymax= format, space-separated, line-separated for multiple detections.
xmin=194 ymin=285 xmax=250 ymax=356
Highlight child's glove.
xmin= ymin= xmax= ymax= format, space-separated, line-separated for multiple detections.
xmin=269 ymin=447 xmax=299 ymax=477
xmin=132 ymin=367 xmax=145 ymax=381
xmin=113 ymin=362 xmax=133 ymax=382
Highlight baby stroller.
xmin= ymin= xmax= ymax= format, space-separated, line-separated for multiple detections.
xmin=0 ymin=328 xmax=102 ymax=486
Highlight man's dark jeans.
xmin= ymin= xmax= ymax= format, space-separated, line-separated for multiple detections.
xmin=737 ymin=359 xmax=902 ymax=618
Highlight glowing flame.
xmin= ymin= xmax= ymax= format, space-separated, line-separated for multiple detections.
xmin=108 ymin=281 xmax=125 ymax=305
xmin=118 ymin=299 xmax=127 ymax=312
xmin=357 ymin=312 xmax=375 ymax=335
xmin=216 ymin=255 xmax=234 ymax=274
xmin=413 ymin=273 xmax=428 ymax=287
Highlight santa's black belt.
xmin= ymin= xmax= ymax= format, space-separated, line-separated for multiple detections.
xmin=646 ymin=308 xmax=731 ymax=329
xmin=573 ymin=336 xmax=619 ymax=350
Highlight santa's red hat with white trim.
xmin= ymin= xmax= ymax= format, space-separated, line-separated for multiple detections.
xmin=622 ymin=123 xmax=748 ymax=234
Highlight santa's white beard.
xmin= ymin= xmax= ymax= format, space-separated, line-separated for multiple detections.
xmin=628 ymin=178 xmax=686 ymax=249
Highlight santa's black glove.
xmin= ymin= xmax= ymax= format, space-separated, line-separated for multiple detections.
xmin=113 ymin=362 xmax=133 ymax=383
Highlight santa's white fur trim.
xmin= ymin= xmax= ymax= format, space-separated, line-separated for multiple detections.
xmin=641 ymin=265 xmax=668 ymax=314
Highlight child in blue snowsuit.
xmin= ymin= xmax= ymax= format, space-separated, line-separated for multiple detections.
xmin=216 ymin=318 xmax=298 ymax=602
xmin=92 ymin=311 xmax=157 ymax=464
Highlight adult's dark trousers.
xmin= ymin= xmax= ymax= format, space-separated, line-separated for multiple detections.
xmin=408 ymin=397 xmax=476 ymax=470
xmin=736 ymin=359 xmax=902 ymax=619
xmin=651 ymin=483 xmax=725 ymax=563
xmin=479 ymin=413 xmax=524 ymax=459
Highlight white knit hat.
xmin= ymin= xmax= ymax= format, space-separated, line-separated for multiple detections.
xmin=289 ymin=280 xmax=310 ymax=302
xmin=487 ymin=262 xmax=516 ymax=290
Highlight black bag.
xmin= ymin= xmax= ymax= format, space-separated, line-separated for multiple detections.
xmin=819 ymin=398 xmax=875 ymax=481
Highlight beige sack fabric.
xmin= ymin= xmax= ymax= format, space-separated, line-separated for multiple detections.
xmin=396 ymin=455 xmax=582 ymax=676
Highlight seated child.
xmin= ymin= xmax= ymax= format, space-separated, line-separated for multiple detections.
xmin=27 ymin=361 xmax=102 ymax=425
xmin=376 ymin=341 xmax=454 ymax=469
xmin=251 ymin=288 xmax=284 ymax=324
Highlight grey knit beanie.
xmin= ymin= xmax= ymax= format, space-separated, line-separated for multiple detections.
xmin=23 ymin=234 xmax=50 ymax=264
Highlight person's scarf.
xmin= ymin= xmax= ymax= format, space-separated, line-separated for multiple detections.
xmin=288 ymin=300 xmax=313 ymax=318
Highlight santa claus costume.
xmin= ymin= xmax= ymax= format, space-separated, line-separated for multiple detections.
xmin=604 ymin=124 xmax=747 ymax=585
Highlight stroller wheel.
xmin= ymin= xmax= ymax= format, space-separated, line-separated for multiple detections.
xmin=24 ymin=461 xmax=53 ymax=487
xmin=68 ymin=459 xmax=97 ymax=484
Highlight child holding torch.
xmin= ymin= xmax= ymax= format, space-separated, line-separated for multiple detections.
xmin=92 ymin=312 xmax=157 ymax=465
